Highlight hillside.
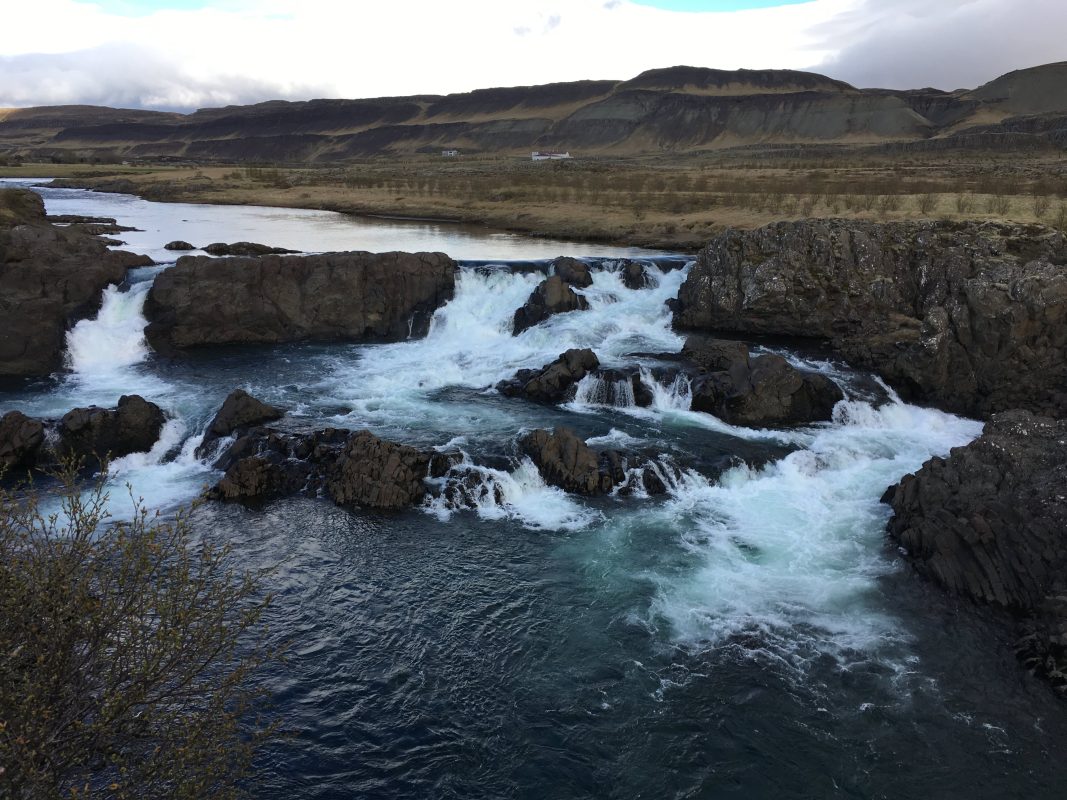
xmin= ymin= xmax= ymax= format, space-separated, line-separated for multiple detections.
xmin=2 ymin=63 xmax=1066 ymax=162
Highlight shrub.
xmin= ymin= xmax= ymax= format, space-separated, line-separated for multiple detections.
xmin=917 ymin=193 xmax=940 ymax=214
xmin=1033 ymin=195 xmax=1052 ymax=219
xmin=0 ymin=470 xmax=277 ymax=799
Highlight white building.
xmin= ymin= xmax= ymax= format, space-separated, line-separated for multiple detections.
xmin=531 ymin=151 xmax=572 ymax=161
xmin=442 ymin=149 xmax=459 ymax=157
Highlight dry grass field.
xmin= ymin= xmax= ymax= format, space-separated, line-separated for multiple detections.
xmin=6 ymin=150 xmax=1067 ymax=251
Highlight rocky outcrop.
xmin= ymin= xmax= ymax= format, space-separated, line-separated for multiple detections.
xmin=203 ymin=241 xmax=298 ymax=257
xmin=55 ymin=395 xmax=167 ymax=467
xmin=143 ymin=250 xmax=456 ymax=352
xmin=512 ymin=275 xmax=590 ymax=335
xmin=676 ymin=337 xmax=843 ymax=426
xmin=497 ymin=348 xmax=599 ymax=403
xmin=0 ymin=411 xmax=45 ymax=471
xmin=0 ymin=396 xmax=166 ymax=473
xmin=684 ymin=338 xmax=843 ymax=427
xmin=619 ymin=261 xmax=650 ymax=290
xmin=517 ymin=426 xmax=671 ymax=497
xmin=551 ymin=257 xmax=593 ymax=288
xmin=674 ymin=220 xmax=1067 ymax=418
xmin=327 ymin=431 xmax=439 ymax=510
xmin=211 ymin=426 xmax=456 ymax=510
xmin=518 ymin=427 xmax=625 ymax=495
xmin=884 ymin=411 xmax=1067 ymax=691
xmin=0 ymin=188 xmax=153 ymax=377
xmin=198 ymin=389 xmax=283 ymax=456
xmin=164 ymin=240 xmax=195 ymax=251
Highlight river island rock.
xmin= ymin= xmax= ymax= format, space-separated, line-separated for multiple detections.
xmin=683 ymin=339 xmax=843 ymax=427
xmin=512 ymin=275 xmax=590 ymax=335
xmin=143 ymin=250 xmax=456 ymax=352
xmin=884 ymin=411 xmax=1067 ymax=692
xmin=211 ymin=426 xmax=458 ymax=510
xmin=202 ymin=241 xmax=298 ymax=257
xmin=0 ymin=188 xmax=153 ymax=377
xmin=0 ymin=411 xmax=46 ymax=471
xmin=56 ymin=395 xmax=167 ymax=468
xmin=674 ymin=220 xmax=1067 ymax=418
xmin=497 ymin=348 xmax=600 ymax=403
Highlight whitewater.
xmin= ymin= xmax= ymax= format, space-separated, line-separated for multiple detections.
xmin=3 ymin=180 xmax=1063 ymax=800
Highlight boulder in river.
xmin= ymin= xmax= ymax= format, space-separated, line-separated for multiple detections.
xmin=1 ymin=396 xmax=167 ymax=475
xmin=550 ymin=256 xmax=593 ymax=288
xmin=144 ymin=250 xmax=456 ymax=352
xmin=211 ymin=425 xmax=458 ymax=510
xmin=0 ymin=411 xmax=46 ymax=471
xmin=518 ymin=427 xmax=622 ymax=495
xmin=682 ymin=337 xmax=843 ymax=427
xmin=512 ymin=275 xmax=589 ymax=335
xmin=517 ymin=426 xmax=674 ymax=497
xmin=674 ymin=219 xmax=1067 ymax=418
xmin=164 ymin=240 xmax=196 ymax=251
xmin=56 ymin=395 xmax=167 ymax=468
xmin=619 ymin=261 xmax=650 ymax=290
xmin=198 ymin=388 xmax=284 ymax=456
xmin=884 ymin=411 xmax=1067 ymax=692
xmin=203 ymin=241 xmax=298 ymax=257
xmin=497 ymin=348 xmax=600 ymax=403
xmin=0 ymin=188 xmax=153 ymax=377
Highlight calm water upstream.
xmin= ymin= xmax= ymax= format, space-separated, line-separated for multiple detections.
xmin=3 ymin=179 xmax=1065 ymax=799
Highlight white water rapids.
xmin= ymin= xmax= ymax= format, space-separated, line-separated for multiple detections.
xmin=0 ymin=181 xmax=985 ymax=687
xmin=4 ymin=254 xmax=982 ymax=667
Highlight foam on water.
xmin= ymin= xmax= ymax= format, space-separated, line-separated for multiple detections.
xmin=639 ymin=397 xmax=983 ymax=670
xmin=318 ymin=264 xmax=689 ymax=437
xmin=425 ymin=457 xmax=600 ymax=531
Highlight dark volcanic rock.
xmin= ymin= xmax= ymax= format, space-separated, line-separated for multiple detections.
xmin=884 ymin=411 xmax=1067 ymax=691
xmin=0 ymin=411 xmax=45 ymax=471
xmin=205 ymin=389 xmax=284 ymax=441
xmin=203 ymin=241 xmax=298 ymax=257
xmin=327 ymin=430 xmax=434 ymax=510
xmin=516 ymin=427 xmax=675 ymax=497
xmin=674 ymin=219 xmax=1067 ymax=418
xmin=620 ymin=261 xmax=650 ymax=290
xmin=681 ymin=337 xmax=843 ymax=427
xmin=691 ymin=352 xmax=843 ymax=427
xmin=56 ymin=395 xmax=167 ymax=467
xmin=518 ymin=427 xmax=620 ymax=495
xmin=682 ymin=337 xmax=751 ymax=373
xmin=497 ymin=348 xmax=599 ymax=403
xmin=512 ymin=275 xmax=589 ymax=335
xmin=164 ymin=240 xmax=196 ymax=251
xmin=0 ymin=188 xmax=153 ymax=377
xmin=211 ymin=426 xmax=455 ymax=510
xmin=551 ymin=256 xmax=593 ymax=288
xmin=144 ymin=250 xmax=456 ymax=352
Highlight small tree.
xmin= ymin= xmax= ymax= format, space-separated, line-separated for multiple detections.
xmin=0 ymin=470 xmax=277 ymax=799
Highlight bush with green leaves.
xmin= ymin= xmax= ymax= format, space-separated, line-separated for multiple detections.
xmin=0 ymin=471 xmax=277 ymax=799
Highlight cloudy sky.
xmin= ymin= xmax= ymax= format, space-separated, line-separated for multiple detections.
xmin=2 ymin=0 xmax=1065 ymax=111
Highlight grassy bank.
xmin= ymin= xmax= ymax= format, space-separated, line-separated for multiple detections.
xmin=6 ymin=151 xmax=1067 ymax=251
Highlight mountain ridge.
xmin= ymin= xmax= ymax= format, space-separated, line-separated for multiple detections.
xmin=3 ymin=63 xmax=1066 ymax=162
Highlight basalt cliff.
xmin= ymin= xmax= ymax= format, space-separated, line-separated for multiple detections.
xmin=3 ymin=62 xmax=1067 ymax=161
xmin=674 ymin=217 xmax=1067 ymax=692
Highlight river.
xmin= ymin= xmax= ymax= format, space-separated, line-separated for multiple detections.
xmin=2 ymin=179 xmax=1064 ymax=799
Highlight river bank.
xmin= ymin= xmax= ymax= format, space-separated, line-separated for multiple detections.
xmin=7 ymin=148 xmax=1067 ymax=253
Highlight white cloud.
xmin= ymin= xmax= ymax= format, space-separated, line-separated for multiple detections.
xmin=3 ymin=0 xmax=1063 ymax=111
xmin=811 ymin=0 xmax=1067 ymax=90
xmin=0 ymin=0 xmax=850 ymax=109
